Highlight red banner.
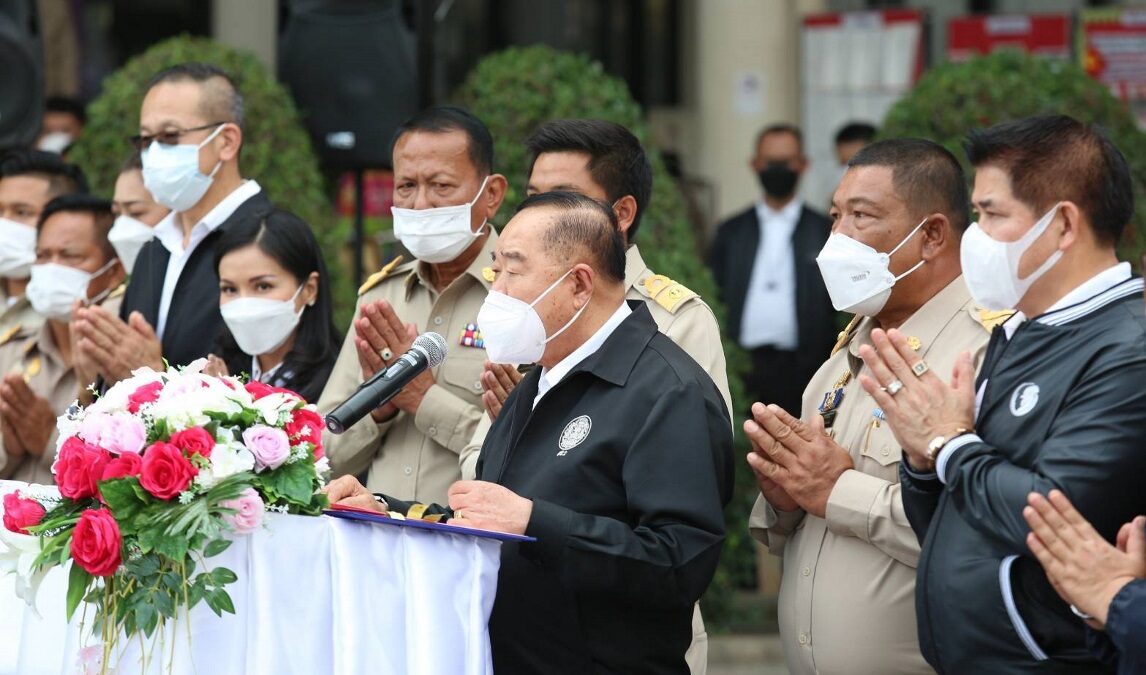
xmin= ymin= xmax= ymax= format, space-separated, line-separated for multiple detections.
xmin=948 ymin=14 xmax=1071 ymax=61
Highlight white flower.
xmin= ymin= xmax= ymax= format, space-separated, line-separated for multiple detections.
xmin=88 ymin=368 xmax=165 ymax=415
xmin=208 ymin=441 xmax=256 ymax=481
xmin=252 ymin=393 xmax=298 ymax=426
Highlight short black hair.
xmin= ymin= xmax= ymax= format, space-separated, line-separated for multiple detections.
xmin=965 ymin=115 xmax=1133 ymax=246
xmin=44 ymin=96 xmax=87 ymax=125
xmin=756 ymin=123 xmax=803 ymax=154
xmin=0 ymin=148 xmax=88 ymax=195
xmin=36 ymin=193 xmax=115 ymax=261
xmin=146 ymin=62 xmax=244 ymax=128
xmin=525 ymin=119 xmax=654 ymax=241
xmin=515 ymin=191 xmax=625 ymax=283
xmin=835 ymin=121 xmax=877 ymax=146
xmin=391 ymin=105 xmax=493 ymax=175
xmin=849 ymin=138 xmax=970 ymax=233
xmin=213 ymin=209 xmax=343 ymax=403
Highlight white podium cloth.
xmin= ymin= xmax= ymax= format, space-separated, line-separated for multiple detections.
xmin=0 ymin=481 xmax=502 ymax=675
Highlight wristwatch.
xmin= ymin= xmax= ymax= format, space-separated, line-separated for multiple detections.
xmin=926 ymin=428 xmax=973 ymax=464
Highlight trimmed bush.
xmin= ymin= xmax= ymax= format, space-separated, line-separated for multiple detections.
xmin=882 ymin=51 xmax=1146 ymax=263
xmin=454 ymin=45 xmax=756 ymax=626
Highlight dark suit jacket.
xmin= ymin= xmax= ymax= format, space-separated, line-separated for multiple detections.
xmin=707 ymin=203 xmax=835 ymax=370
xmin=119 ymin=191 xmax=272 ymax=368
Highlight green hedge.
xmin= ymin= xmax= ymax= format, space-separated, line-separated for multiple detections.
xmin=454 ymin=45 xmax=757 ymax=626
xmin=68 ymin=36 xmax=351 ymax=323
xmin=882 ymin=51 xmax=1146 ymax=264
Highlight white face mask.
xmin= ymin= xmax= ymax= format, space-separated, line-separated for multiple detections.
xmin=392 ymin=176 xmax=489 ymax=263
xmin=477 ymin=268 xmax=589 ymax=365
xmin=961 ymin=203 xmax=1062 ymax=311
xmin=27 ymin=259 xmax=118 ymax=320
xmin=37 ymin=132 xmax=75 ymax=155
xmin=816 ymin=217 xmax=927 ymax=317
xmin=220 ymin=285 xmax=306 ymax=356
xmin=107 ymin=215 xmax=155 ymax=274
xmin=141 ymin=124 xmax=225 ymax=212
xmin=0 ymin=218 xmax=36 ymax=279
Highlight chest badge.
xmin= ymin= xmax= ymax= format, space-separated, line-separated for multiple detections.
xmin=1010 ymin=383 xmax=1040 ymax=417
xmin=557 ymin=415 xmax=592 ymax=456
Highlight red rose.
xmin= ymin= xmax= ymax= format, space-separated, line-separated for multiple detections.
xmin=244 ymin=380 xmax=302 ymax=401
xmin=70 ymin=508 xmax=122 ymax=577
xmin=285 ymin=408 xmax=325 ymax=459
xmin=139 ymin=442 xmax=198 ymax=500
xmin=3 ymin=491 xmax=46 ymax=534
xmin=127 ymin=381 xmax=164 ymax=414
xmin=101 ymin=452 xmax=142 ymax=481
xmin=55 ymin=437 xmax=111 ymax=501
xmin=169 ymin=427 xmax=215 ymax=459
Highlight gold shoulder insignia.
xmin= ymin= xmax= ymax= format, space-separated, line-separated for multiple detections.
xmin=978 ymin=308 xmax=1014 ymax=332
xmin=107 ymin=283 xmax=127 ymax=299
xmin=830 ymin=315 xmax=863 ymax=356
xmin=642 ymin=274 xmax=698 ymax=314
xmin=0 ymin=325 xmax=21 ymax=346
xmin=357 ymin=256 xmax=405 ymax=296
xmin=481 ymin=266 xmax=496 ymax=283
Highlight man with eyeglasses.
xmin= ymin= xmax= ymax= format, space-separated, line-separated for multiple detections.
xmin=73 ymin=62 xmax=271 ymax=384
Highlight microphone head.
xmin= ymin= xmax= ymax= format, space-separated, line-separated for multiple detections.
xmin=412 ymin=332 xmax=448 ymax=368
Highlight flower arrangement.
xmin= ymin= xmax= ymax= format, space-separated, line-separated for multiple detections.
xmin=0 ymin=360 xmax=329 ymax=671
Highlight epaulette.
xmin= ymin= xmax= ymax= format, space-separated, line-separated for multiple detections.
xmin=641 ymin=274 xmax=698 ymax=314
xmin=0 ymin=324 xmax=23 ymax=347
xmin=830 ymin=314 xmax=863 ymax=356
xmin=977 ymin=308 xmax=1014 ymax=332
xmin=357 ymin=256 xmax=405 ymax=296
xmin=107 ymin=283 xmax=127 ymax=300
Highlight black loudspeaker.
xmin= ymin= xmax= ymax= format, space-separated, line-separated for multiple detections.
xmin=278 ymin=0 xmax=419 ymax=170
xmin=0 ymin=0 xmax=43 ymax=151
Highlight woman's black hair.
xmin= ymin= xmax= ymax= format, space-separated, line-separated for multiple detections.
xmin=213 ymin=208 xmax=343 ymax=403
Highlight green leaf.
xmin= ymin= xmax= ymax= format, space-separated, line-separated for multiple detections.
xmin=65 ymin=563 xmax=92 ymax=620
xmin=154 ymin=590 xmax=175 ymax=618
xmin=135 ymin=603 xmax=157 ymax=636
xmin=260 ymin=460 xmax=315 ymax=506
xmin=203 ymin=538 xmax=231 ymax=558
xmin=99 ymin=477 xmax=147 ymax=522
xmin=208 ymin=566 xmax=238 ymax=585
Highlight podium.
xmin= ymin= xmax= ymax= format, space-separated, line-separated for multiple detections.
xmin=1 ymin=499 xmax=505 ymax=675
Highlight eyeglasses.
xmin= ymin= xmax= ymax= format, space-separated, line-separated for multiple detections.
xmin=129 ymin=122 xmax=227 ymax=151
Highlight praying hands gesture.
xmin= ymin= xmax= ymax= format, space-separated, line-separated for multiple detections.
xmin=857 ymin=327 xmax=977 ymax=471
xmin=480 ymin=361 xmax=522 ymax=421
xmin=352 ymin=300 xmax=432 ymax=422
xmin=743 ymin=402 xmax=854 ymax=518
xmin=72 ymin=306 xmax=164 ymax=385
xmin=0 ymin=375 xmax=56 ymax=468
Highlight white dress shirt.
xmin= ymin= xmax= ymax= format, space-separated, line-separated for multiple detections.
xmin=152 ymin=180 xmax=262 ymax=338
xmin=738 ymin=199 xmax=802 ymax=350
xmin=533 ymin=301 xmax=632 ymax=409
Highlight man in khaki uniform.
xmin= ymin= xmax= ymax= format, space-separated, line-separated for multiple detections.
xmin=745 ymin=139 xmax=1002 ymax=674
xmin=317 ymin=107 xmax=508 ymax=505
xmin=462 ymin=119 xmax=730 ymax=675
xmin=0 ymin=149 xmax=88 ymax=338
xmin=0 ymin=195 xmax=126 ymax=484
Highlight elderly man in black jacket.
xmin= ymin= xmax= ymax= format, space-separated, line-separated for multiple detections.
xmin=73 ymin=62 xmax=270 ymax=383
xmin=327 ymin=191 xmax=734 ymax=674
xmin=859 ymin=115 xmax=1146 ymax=673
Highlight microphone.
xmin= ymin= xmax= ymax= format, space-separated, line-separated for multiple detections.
xmin=325 ymin=332 xmax=448 ymax=434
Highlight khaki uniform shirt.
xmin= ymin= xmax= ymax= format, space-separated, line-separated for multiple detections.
xmin=318 ymin=232 xmax=497 ymax=504
xmin=0 ymin=286 xmax=43 ymax=345
xmin=749 ymin=277 xmax=994 ymax=675
xmin=0 ymin=291 xmax=123 ymax=485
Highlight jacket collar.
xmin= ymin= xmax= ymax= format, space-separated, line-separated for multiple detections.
xmin=565 ymin=300 xmax=657 ymax=388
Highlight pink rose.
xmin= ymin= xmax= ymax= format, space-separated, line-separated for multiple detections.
xmin=55 ymin=437 xmax=111 ymax=501
xmin=139 ymin=442 xmax=198 ymax=500
xmin=242 ymin=425 xmax=291 ymax=470
xmin=285 ymin=408 xmax=325 ymax=460
xmin=169 ymin=427 xmax=215 ymax=459
xmin=3 ymin=491 xmax=46 ymax=534
xmin=80 ymin=413 xmax=146 ymax=455
xmin=219 ymin=487 xmax=264 ymax=534
xmin=70 ymin=508 xmax=122 ymax=577
xmin=127 ymin=381 xmax=164 ymax=414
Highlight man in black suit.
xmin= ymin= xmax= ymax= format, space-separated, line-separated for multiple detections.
xmin=74 ymin=63 xmax=271 ymax=383
xmin=708 ymin=124 xmax=834 ymax=416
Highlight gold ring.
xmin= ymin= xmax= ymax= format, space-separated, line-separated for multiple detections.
xmin=454 ymin=510 xmax=463 ymax=519
xmin=380 ymin=348 xmax=393 ymax=361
